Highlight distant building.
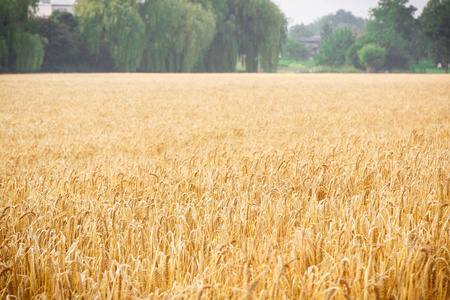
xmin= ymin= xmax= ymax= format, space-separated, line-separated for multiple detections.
xmin=299 ymin=36 xmax=322 ymax=57
xmin=35 ymin=0 xmax=77 ymax=18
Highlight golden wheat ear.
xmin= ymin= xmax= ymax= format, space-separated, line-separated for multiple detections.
xmin=1 ymin=74 xmax=448 ymax=299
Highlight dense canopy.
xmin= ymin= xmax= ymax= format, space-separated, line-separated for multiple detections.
xmin=1 ymin=0 xmax=449 ymax=73
xmin=75 ymin=0 xmax=287 ymax=73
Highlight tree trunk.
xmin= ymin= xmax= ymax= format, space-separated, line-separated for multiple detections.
xmin=445 ymin=60 xmax=448 ymax=74
xmin=366 ymin=65 xmax=375 ymax=73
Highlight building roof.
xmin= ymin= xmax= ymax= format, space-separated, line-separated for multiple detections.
xmin=299 ymin=36 xmax=322 ymax=43
xmin=52 ymin=0 xmax=76 ymax=4
xmin=40 ymin=0 xmax=76 ymax=4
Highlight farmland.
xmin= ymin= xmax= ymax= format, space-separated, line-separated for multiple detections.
xmin=0 ymin=74 xmax=449 ymax=299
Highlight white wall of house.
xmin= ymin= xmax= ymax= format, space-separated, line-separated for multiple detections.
xmin=34 ymin=0 xmax=76 ymax=18
xmin=35 ymin=3 xmax=53 ymax=18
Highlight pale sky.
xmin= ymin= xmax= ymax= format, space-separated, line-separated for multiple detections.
xmin=274 ymin=0 xmax=430 ymax=25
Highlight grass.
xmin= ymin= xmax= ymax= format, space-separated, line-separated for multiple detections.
xmin=278 ymin=57 xmax=313 ymax=73
xmin=279 ymin=58 xmax=449 ymax=74
xmin=278 ymin=58 xmax=363 ymax=73
xmin=0 ymin=74 xmax=449 ymax=299
xmin=278 ymin=57 xmax=296 ymax=68
xmin=312 ymin=65 xmax=363 ymax=73
xmin=410 ymin=59 xmax=447 ymax=74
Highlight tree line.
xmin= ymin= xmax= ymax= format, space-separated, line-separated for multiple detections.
xmin=285 ymin=0 xmax=450 ymax=73
xmin=1 ymin=0 xmax=449 ymax=73
xmin=0 ymin=0 xmax=286 ymax=73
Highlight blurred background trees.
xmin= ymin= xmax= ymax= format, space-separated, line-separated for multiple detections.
xmin=0 ymin=0 xmax=286 ymax=73
xmin=1 ymin=0 xmax=449 ymax=73
xmin=421 ymin=0 xmax=450 ymax=73
xmin=364 ymin=0 xmax=418 ymax=71
xmin=315 ymin=28 xmax=355 ymax=67
xmin=358 ymin=43 xmax=386 ymax=72
xmin=282 ymin=39 xmax=309 ymax=62
xmin=75 ymin=0 xmax=286 ymax=73
xmin=0 ymin=0 xmax=46 ymax=72
xmin=288 ymin=0 xmax=449 ymax=73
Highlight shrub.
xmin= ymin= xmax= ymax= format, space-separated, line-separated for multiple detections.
xmin=357 ymin=43 xmax=386 ymax=73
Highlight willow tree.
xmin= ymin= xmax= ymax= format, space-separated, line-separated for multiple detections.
xmin=138 ymin=0 xmax=216 ymax=72
xmin=76 ymin=0 xmax=145 ymax=72
xmin=238 ymin=0 xmax=287 ymax=72
xmin=194 ymin=0 xmax=240 ymax=72
xmin=195 ymin=0 xmax=286 ymax=72
xmin=13 ymin=31 xmax=46 ymax=72
xmin=258 ymin=1 xmax=287 ymax=72
xmin=0 ymin=37 xmax=6 ymax=69
xmin=0 ymin=0 xmax=46 ymax=72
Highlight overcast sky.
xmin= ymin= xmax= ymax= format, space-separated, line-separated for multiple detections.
xmin=274 ymin=0 xmax=429 ymax=26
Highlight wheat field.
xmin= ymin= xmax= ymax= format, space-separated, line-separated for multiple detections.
xmin=0 ymin=74 xmax=449 ymax=299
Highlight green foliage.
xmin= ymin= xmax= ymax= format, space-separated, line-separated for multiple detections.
xmin=33 ymin=13 xmax=82 ymax=72
xmin=251 ymin=0 xmax=287 ymax=72
xmin=301 ymin=14 xmax=331 ymax=38
xmin=289 ymin=24 xmax=313 ymax=40
xmin=278 ymin=57 xmax=296 ymax=68
xmin=316 ymin=28 xmax=355 ymax=67
xmin=366 ymin=0 xmax=419 ymax=71
xmin=75 ymin=0 xmax=286 ymax=73
xmin=346 ymin=44 xmax=362 ymax=70
xmin=0 ymin=36 xmax=7 ymax=71
xmin=421 ymin=0 xmax=450 ymax=72
xmin=52 ymin=11 xmax=78 ymax=30
xmin=195 ymin=0 xmax=239 ymax=72
xmin=12 ymin=31 xmax=46 ymax=72
xmin=283 ymin=39 xmax=309 ymax=62
xmin=330 ymin=10 xmax=366 ymax=35
xmin=3 ymin=0 xmax=447 ymax=74
xmin=0 ymin=0 xmax=45 ymax=72
xmin=313 ymin=10 xmax=367 ymax=46
xmin=346 ymin=34 xmax=376 ymax=70
xmin=410 ymin=59 xmax=445 ymax=73
xmin=320 ymin=22 xmax=333 ymax=41
xmin=313 ymin=65 xmax=363 ymax=73
xmin=199 ymin=0 xmax=286 ymax=73
xmin=370 ymin=0 xmax=417 ymax=41
xmin=366 ymin=21 xmax=410 ymax=71
xmin=290 ymin=10 xmax=367 ymax=39
xmin=200 ymin=17 xmax=238 ymax=72
xmin=357 ymin=43 xmax=386 ymax=72
xmin=105 ymin=2 xmax=145 ymax=72
xmin=75 ymin=0 xmax=105 ymax=55
xmin=139 ymin=0 xmax=216 ymax=72
xmin=0 ymin=0 xmax=39 ymax=25
xmin=77 ymin=0 xmax=145 ymax=72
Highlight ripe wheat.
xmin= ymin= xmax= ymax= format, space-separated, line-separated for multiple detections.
xmin=0 ymin=74 xmax=449 ymax=299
